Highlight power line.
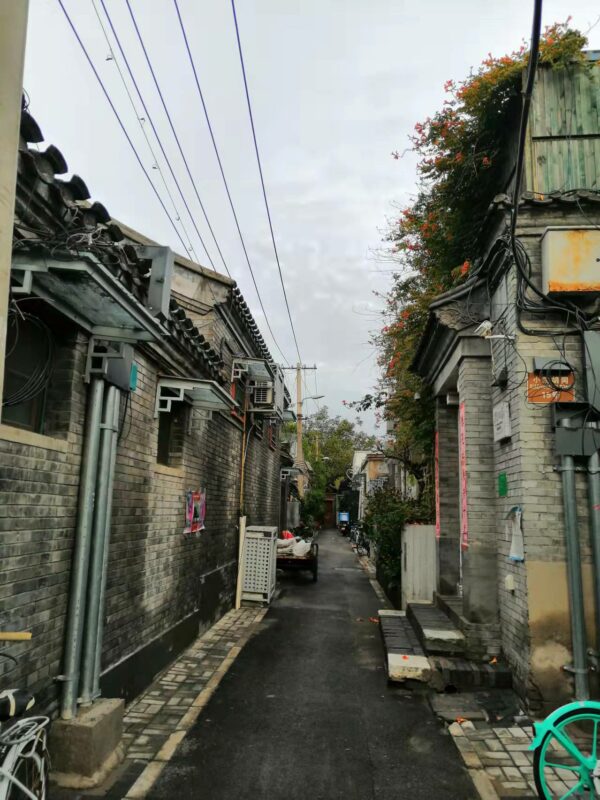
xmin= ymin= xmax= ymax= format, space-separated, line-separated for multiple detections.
xmin=124 ymin=0 xmax=231 ymax=277
xmin=229 ymin=0 xmax=303 ymax=365
xmin=90 ymin=0 xmax=200 ymax=264
xmin=97 ymin=0 xmax=216 ymax=270
xmin=172 ymin=0 xmax=290 ymax=366
xmin=56 ymin=0 xmax=192 ymax=257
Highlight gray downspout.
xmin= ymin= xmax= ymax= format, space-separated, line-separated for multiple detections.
xmin=588 ymin=443 xmax=600 ymax=666
xmin=79 ymin=385 xmax=119 ymax=705
xmin=558 ymin=420 xmax=589 ymax=699
xmin=92 ymin=388 xmax=121 ymax=698
xmin=60 ymin=377 xmax=105 ymax=720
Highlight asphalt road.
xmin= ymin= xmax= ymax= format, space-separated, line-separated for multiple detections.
xmin=149 ymin=529 xmax=477 ymax=800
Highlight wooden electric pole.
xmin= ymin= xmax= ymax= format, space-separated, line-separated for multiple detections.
xmin=282 ymin=364 xmax=318 ymax=498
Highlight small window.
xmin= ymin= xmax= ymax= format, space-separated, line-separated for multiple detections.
xmin=157 ymin=405 xmax=187 ymax=466
xmin=2 ymin=311 xmax=53 ymax=433
xmin=254 ymin=417 xmax=264 ymax=439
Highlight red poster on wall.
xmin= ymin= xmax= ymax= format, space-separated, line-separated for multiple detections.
xmin=184 ymin=489 xmax=206 ymax=535
xmin=434 ymin=430 xmax=440 ymax=540
xmin=458 ymin=402 xmax=468 ymax=551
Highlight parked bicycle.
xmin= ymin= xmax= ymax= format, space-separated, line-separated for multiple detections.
xmin=530 ymin=699 xmax=600 ymax=798
xmin=355 ymin=532 xmax=370 ymax=557
xmin=0 ymin=632 xmax=49 ymax=800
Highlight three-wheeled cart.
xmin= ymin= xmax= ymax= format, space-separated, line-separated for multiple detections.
xmin=276 ymin=541 xmax=319 ymax=582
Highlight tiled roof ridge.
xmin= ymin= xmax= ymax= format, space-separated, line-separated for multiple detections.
xmin=492 ymin=189 xmax=600 ymax=209
xmin=15 ymin=107 xmax=228 ymax=381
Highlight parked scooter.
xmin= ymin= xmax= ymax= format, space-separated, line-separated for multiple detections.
xmin=339 ymin=521 xmax=351 ymax=537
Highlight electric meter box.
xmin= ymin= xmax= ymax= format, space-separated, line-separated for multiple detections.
xmin=541 ymin=228 xmax=600 ymax=295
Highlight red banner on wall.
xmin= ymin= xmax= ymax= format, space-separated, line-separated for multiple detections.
xmin=434 ymin=430 xmax=440 ymax=540
xmin=459 ymin=402 xmax=468 ymax=551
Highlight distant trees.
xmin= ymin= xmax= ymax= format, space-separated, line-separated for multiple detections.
xmin=300 ymin=407 xmax=376 ymax=522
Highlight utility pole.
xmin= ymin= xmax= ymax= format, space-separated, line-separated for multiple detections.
xmin=0 ymin=2 xmax=29 ymax=420
xmin=296 ymin=363 xmax=304 ymax=497
xmin=282 ymin=363 xmax=318 ymax=499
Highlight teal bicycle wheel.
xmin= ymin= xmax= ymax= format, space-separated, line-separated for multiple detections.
xmin=533 ymin=707 xmax=600 ymax=798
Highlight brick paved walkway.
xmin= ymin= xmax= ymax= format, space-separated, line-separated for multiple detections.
xmin=449 ymin=719 xmax=583 ymax=799
xmin=121 ymin=607 xmax=267 ymax=797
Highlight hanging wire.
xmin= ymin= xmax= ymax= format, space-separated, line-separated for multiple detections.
xmin=3 ymin=310 xmax=55 ymax=408
xmin=228 ymin=0 xmax=302 ymax=365
xmin=55 ymin=0 xmax=191 ymax=256
xmin=174 ymin=0 xmax=294 ymax=366
xmin=96 ymin=0 xmax=216 ymax=268
xmin=90 ymin=0 xmax=200 ymax=264
xmin=125 ymin=1 xmax=293 ymax=367
xmin=123 ymin=0 xmax=232 ymax=276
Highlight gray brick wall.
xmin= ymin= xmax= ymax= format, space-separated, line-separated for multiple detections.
xmin=1 ymin=335 xmax=281 ymax=715
xmin=457 ymin=355 xmax=498 ymax=624
xmin=488 ymin=204 xmax=599 ymax=707
xmin=0 ymin=331 xmax=88 ymax=707
xmin=435 ymin=399 xmax=460 ymax=594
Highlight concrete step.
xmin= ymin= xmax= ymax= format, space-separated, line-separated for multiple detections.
xmin=406 ymin=602 xmax=466 ymax=656
xmin=377 ymin=610 xmax=432 ymax=683
xmin=430 ymin=656 xmax=512 ymax=692
xmin=377 ymin=611 xmax=513 ymax=690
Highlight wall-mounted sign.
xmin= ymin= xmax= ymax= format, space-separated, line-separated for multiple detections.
xmin=458 ymin=403 xmax=468 ymax=551
xmin=498 ymin=472 xmax=508 ymax=498
xmin=527 ymin=373 xmax=575 ymax=404
xmin=184 ymin=489 xmax=206 ymax=535
xmin=493 ymin=401 xmax=512 ymax=442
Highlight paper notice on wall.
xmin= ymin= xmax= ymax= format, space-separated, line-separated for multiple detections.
xmin=507 ymin=506 xmax=524 ymax=562
xmin=459 ymin=402 xmax=468 ymax=551
xmin=184 ymin=489 xmax=206 ymax=535
xmin=435 ymin=431 xmax=440 ymax=539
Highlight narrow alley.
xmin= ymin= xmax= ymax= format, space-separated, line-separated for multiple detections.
xmin=5 ymin=6 xmax=600 ymax=800
xmin=146 ymin=530 xmax=476 ymax=800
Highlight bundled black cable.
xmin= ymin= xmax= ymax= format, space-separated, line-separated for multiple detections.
xmin=2 ymin=310 xmax=55 ymax=407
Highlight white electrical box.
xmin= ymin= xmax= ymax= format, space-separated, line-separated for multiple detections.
xmin=541 ymin=228 xmax=600 ymax=294
xmin=241 ymin=526 xmax=278 ymax=604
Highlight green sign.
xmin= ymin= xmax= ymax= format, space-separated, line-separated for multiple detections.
xmin=129 ymin=363 xmax=138 ymax=392
xmin=498 ymin=472 xmax=508 ymax=497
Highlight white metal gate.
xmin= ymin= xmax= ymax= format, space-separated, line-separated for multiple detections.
xmin=400 ymin=524 xmax=437 ymax=608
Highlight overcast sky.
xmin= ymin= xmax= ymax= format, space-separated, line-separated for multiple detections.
xmin=23 ymin=1 xmax=600 ymax=432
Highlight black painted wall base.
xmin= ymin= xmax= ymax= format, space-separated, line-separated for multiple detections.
xmin=100 ymin=569 xmax=234 ymax=705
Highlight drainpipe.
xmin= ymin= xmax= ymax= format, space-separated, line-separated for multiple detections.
xmin=92 ymin=388 xmax=121 ymax=698
xmin=588 ymin=439 xmax=600 ymax=668
xmin=558 ymin=418 xmax=589 ymax=700
xmin=60 ymin=377 xmax=105 ymax=720
xmin=79 ymin=385 xmax=119 ymax=705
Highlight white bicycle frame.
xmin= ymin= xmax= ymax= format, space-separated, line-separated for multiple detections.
xmin=0 ymin=718 xmax=48 ymax=800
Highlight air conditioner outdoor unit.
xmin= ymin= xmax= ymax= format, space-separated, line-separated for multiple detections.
xmin=252 ymin=385 xmax=274 ymax=407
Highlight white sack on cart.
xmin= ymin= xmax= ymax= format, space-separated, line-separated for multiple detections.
xmin=292 ymin=540 xmax=311 ymax=558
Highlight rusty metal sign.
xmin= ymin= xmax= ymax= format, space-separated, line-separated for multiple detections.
xmin=527 ymin=372 xmax=575 ymax=404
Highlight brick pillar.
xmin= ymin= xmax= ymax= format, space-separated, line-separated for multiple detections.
xmin=457 ymin=356 xmax=498 ymax=623
xmin=435 ymin=398 xmax=460 ymax=594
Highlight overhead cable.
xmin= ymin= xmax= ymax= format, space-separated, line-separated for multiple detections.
xmin=124 ymin=0 xmax=232 ymax=277
xmin=96 ymin=0 xmax=216 ymax=269
xmin=91 ymin=0 xmax=201 ymax=264
xmin=229 ymin=0 xmax=303 ymax=365
xmin=56 ymin=0 xmax=191 ymax=257
xmin=173 ymin=0 xmax=292 ymax=365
